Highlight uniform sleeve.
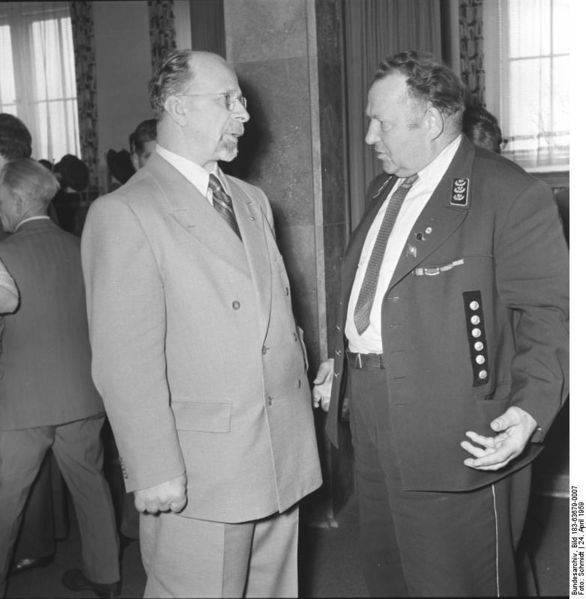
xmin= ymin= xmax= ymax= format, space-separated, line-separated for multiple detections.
xmin=81 ymin=196 xmax=185 ymax=491
xmin=495 ymin=179 xmax=569 ymax=437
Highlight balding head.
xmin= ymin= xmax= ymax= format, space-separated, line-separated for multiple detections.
xmin=148 ymin=50 xmax=249 ymax=170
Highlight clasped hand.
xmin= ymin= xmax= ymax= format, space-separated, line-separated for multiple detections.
xmin=312 ymin=358 xmax=334 ymax=411
xmin=134 ymin=473 xmax=187 ymax=514
xmin=461 ymin=406 xmax=537 ymax=471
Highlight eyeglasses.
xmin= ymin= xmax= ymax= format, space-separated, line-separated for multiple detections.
xmin=178 ymin=91 xmax=247 ymax=112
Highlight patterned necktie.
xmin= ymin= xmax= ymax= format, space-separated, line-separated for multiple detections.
xmin=208 ymin=174 xmax=241 ymax=240
xmin=353 ymin=174 xmax=418 ymax=335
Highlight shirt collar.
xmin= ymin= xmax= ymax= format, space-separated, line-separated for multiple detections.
xmin=14 ymin=215 xmax=51 ymax=232
xmin=414 ymin=134 xmax=462 ymax=192
xmin=155 ymin=144 xmax=223 ymax=200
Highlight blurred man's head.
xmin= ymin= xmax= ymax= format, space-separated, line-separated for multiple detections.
xmin=130 ymin=119 xmax=157 ymax=170
xmin=0 ymin=114 xmax=32 ymax=169
xmin=0 ymin=158 xmax=59 ymax=232
xmin=462 ymin=106 xmax=504 ymax=154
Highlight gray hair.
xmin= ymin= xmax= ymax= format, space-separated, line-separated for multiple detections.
xmin=148 ymin=49 xmax=195 ymax=118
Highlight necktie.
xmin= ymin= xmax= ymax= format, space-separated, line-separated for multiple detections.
xmin=353 ymin=174 xmax=418 ymax=335
xmin=208 ymin=174 xmax=241 ymax=240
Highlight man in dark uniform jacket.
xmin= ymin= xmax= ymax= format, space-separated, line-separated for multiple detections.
xmin=0 ymin=159 xmax=120 ymax=598
xmin=313 ymin=51 xmax=568 ymax=597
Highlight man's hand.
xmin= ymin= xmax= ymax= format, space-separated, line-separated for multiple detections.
xmin=134 ymin=473 xmax=187 ymax=514
xmin=461 ymin=406 xmax=538 ymax=471
xmin=312 ymin=358 xmax=334 ymax=411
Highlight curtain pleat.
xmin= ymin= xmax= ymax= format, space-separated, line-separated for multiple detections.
xmin=459 ymin=0 xmax=485 ymax=106
xmin=343 ymin=0 xmax=442 ymax=227
xmin=69 ymin=1 xmax=98 ymax=184
xmin=148 ymin=0 xmax=177 ymax=74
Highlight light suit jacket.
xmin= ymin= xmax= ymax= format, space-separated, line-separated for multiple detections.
xmin=326 ymin=136 xmax=569 ymax=492
xmin=81 ymin=153 xmax=322 ymax=523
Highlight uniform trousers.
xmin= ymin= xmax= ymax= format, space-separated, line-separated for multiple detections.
xmin=0 ymin=416 xmax=120 ymax=597
xmin=139 ymin=504 xmax=299 ymax=598
xmin=348 ymin=365 xmax=532 ymax=597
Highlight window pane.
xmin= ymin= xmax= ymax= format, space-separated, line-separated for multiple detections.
xmin=552 ymin=55 xmax=569 ymax=135
xmin=508 ymin=0 xmax=551 ymax=57
xmin=552 ymin=0 xmax=570 ymax=54
xmin=508 ymin=58 xmax=552 ymax=139
xmin=0 ymin=24 xmax=17 ymax=107
xmin=32 ymin=17 xmax=67 ymax=101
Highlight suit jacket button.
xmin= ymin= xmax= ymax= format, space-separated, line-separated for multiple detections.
xmin=267 ymin=395 xmax=273 ymax=406
xmin=232 ymin=300 xmax=241 ymax=310
xmin=262 ymin=345 xmax=269 ymax=355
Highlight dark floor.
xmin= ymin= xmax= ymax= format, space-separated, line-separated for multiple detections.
xmin=5 ymin=488 xmax=568 ymax=598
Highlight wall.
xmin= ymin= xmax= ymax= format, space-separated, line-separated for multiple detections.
xmin=93 ymin=1 xmax=152 ymax=179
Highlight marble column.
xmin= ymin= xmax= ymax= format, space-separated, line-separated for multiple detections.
xmin=223 ymin=0 xmax=351 ymax=526
xmin=223 ymin=0 xmax=348 ymax=374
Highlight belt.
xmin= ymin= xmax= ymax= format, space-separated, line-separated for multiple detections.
xmin=346 ymin=351 xmax=385 ymax=370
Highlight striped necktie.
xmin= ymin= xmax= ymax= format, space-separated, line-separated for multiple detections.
xmin=353 ymin=174 xmax=418 ymax=335
xmin=208 ymin=174 xmax=241 ymax=240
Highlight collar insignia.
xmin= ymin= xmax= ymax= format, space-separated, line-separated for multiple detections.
xmin=450 ymin=178 xmax=469 ymax=207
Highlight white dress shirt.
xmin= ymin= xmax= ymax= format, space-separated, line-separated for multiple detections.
xmin=345 ymin=135 xmax=462 ymax=354
xmin=156 ymin=144 xmax=225 ymax=204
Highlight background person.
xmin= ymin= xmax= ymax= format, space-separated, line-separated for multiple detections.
xmin=0 ymin=113 xmax=67 ymax=577
xmin=0 ymin=159 xmax=120 ymax=599
xmin=129 ymin=118 xmax=157 ymax=170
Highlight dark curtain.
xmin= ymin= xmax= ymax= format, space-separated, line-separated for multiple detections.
xmin=69 ymin=1 xmax=98 ymax=186
xmin=459 ymin=0 xmax=485 ymax=106
xmin=148 ymin=0 xmax=177 ymax=73
xmin=343 ymin=0 xmax=443 ymax=227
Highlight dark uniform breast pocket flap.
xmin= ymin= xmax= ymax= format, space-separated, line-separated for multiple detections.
xmin=172 ymin=401 xmax=232 ymax=433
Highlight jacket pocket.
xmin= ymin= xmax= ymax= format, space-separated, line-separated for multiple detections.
xmin=171 ymin=401 xmax=231 ymax=433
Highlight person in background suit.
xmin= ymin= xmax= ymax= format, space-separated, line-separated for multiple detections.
xmin=81 ymin=50 xmax=322 ymax=598
xmin=0 ymin=113 xmax=66 ymax=577
xmin=0 ymin=158 xmax=120 ymax=599
xmin=312 ymin=51 xmax=568 ymax=597
xmin=129 ymin=118 xmax=157 ymax=170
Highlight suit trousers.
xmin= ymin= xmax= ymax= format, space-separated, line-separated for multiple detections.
xmin=348 ymin=366 xmax=531 ymax=597
xmin=14 ymin=453 xmax=55 ymax=560
xmin=139 ymin=504 xmax=299 ymax=598
xmin=0 ymin=416 xmax=120 ymax=597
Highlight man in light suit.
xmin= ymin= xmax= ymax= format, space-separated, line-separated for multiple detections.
xmin=313 ymin=51 xmax=568 ymax=596
xmin=81 ymin=50 xmax=322 ymax=598
xmin=0 ymin=158 xmax=120 ymax=598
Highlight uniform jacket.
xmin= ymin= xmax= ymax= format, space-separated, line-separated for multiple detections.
xmin=81 ymin=153 xmax=322 ymax=523
xmin=0 ymin=219 xmax=104 ymax=430
xmin=326 ymin=136 xmax=569 ymax=492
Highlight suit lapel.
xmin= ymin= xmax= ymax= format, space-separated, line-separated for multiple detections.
xmin=225 ymin=176 xmax=272 ymax=341
xmin=388 ymin=137 xmax=475 ymax=289
xmin=146 ymin=154 xmax=250 ymax=276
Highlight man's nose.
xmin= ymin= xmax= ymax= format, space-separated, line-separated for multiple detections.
xmin=365 ymin=121 xmax=378 ymax=145
xmin=233 ymin=99 xmax=250 ymax=123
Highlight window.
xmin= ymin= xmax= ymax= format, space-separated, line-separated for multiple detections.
xmin=0 ymin=1 xmax=79 ymax=162
xmin=484 ymin=0 xmax=569 ymax=171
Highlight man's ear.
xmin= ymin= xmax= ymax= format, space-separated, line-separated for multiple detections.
xmin=426 ymin=105 xmax=445 ymax=140
xmin=165 ymin=95 xmax=187 ymax=127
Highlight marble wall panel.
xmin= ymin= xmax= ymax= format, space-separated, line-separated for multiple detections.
xmin=226 ymin=57 xmax=316 ymax=228
xmin=224 ymin=0 xmax=309 ymax=62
